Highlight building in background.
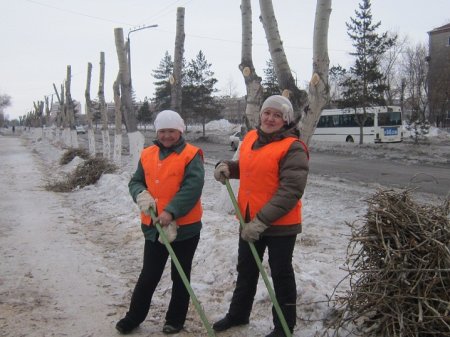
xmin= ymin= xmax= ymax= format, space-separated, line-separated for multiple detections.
xmin=427 ymin=23 xmax=450 ymax=128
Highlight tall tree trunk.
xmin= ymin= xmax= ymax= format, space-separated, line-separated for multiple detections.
xmin=115 ymin=27 xmax=144 ymax=168
xmin=113 ymin=72 xmax=122 ymax=165
xmin=299 ymin=0 xmax=331 ymax=145
xmin=240 ymin=0 xmax=264 ymax=129
xmin=114 ymin=27 xmax=137 ymax=132
xmin=52 ymin=83 xmax=64 ymax=142
xmin=259 ymin=0 xmax=308 ymax=115
xmin=85 ymin=62 xmax=96 ymax=156
xmin=65 ymin=65 xmax=78 ymax=148
xmin=98 ymin=51 xmax=110 ymax=159
xmin=171 ymin=7 xmax=185 ymax=115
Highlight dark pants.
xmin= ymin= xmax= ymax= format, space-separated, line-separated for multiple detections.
xmin=125 ymin=234 xmax=200 ymax=327
xmin=228 ymin=235 xmax=297 ymax=331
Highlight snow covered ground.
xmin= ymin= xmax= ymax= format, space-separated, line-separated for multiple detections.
xmin=0 ymin=123 xmax=448 ymax=337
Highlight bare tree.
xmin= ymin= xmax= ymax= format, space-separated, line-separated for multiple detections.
xmin=114 ymin=28 xmax=137 ymax=132
xmin=299 ymin=0 xmax=332 ymax=145
xmin=240 ymin=0 xmax=264 ymax=129
xmin=170 ymin=7 xmax=185 ymax=115
xmin=65 ymin=65 xmax=78 ymax=148
xmin=380 ymin=34 xmax=407 ymax=105
xmin=113 ymin=73 xmax=122 ymax=165
xmin=85 ymin=62 xmax=96 ymax=156
xmin=259 ymin=0 xmax=308 ymax=116
xmin=115 ymin=27 xmax=144 ymax=168
xmin=401 ymin=43 xmax=428 ymax=121
xmin=98 ymin=51 xmax=110 ymax=159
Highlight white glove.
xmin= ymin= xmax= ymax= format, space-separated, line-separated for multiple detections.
xmin=158 ymin=221 xmax=178 ymax=243
xmin=214 ymin=162 xmax=230 ymax=184
xmin=241 ymin=217 xmax=269 ymax=242
xmin=136 ymin=190 xmax=156 ymax=215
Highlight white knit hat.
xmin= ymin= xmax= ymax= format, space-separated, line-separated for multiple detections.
xmin=260 ymin=95 xmax=294 ymax=124
xmin=154 ymin=110 xmax=185 ymax=133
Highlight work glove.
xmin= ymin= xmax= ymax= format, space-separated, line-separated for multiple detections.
xmin=214 ymin=162 xmax=230 ymax=185
xmin=136 ymin=190 xmax=156 ymax=215
xmin=241 ymin=217 xmax=269 ymax=242
xmin=158 ymin=221 xmax=178 ymax=244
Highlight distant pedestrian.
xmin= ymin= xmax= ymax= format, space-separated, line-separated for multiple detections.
xmin=12 ymin=125 xmax=15 ymax=133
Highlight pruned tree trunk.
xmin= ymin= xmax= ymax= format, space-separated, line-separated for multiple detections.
xmin=85 ymin=62 xmax=96 ymax=156
xmin=259 ymin=0 xmax=308 ymax=115
xmin=240 ymin=0 xmax=264 ymax=129
xmin=52 ymin=83 xmax=64 ymax=142
xmin=98 ymin=51 xmax=110 ymax=159
xmin=171 ymin=7 xmax=185 ymax=115
xmin=114 ymin=27 xmax=137 ymax=132
xmin=65 ymin=65 xmax=78 ymax=148
xmin=113 ymin=72 xmax=122 ymax=165
xmin=299 ymin=0 xmax=331 ymax=145
xmin=114 ymin=27 xmax=143 ymax=169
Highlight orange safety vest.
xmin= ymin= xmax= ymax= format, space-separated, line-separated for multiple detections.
xmin=140 ymin=144 xmax=203 ymax=226
xmin=238 ymin=130 xmax=302 ymax=225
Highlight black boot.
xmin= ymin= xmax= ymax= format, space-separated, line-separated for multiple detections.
xmin=212 ymin=314 xmax=249 ymax=332
xmin=265 ymin=327 xmax=292 ymax=337
xmin=115 ymin=317 xmax=139 ymax=334
xmin=162 ymin=322 xmax=183 ymax=334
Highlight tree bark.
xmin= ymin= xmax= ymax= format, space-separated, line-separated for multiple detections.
xmin=85 ymin=62 xmax=96 ymax=156
xmin=113 ymin=72 xmax=122 ymax=165
xmin=65 ymin=65 xmax=78 ymax=148
xmin=114 ymin=27 xmax=137 ymax=132
xmin=98 ymin=51 xmax=110 ymax=159
xmin=171 ymin=7 xmax=185 ymax=115
xmin=299 ymin=0 xmax=331 ymax=145
xmin=259 ymin=0 xmax=308 ymax=115
xmin=240 ymin=0 xmax=264 ymax=129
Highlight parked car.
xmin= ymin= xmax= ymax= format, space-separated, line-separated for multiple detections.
xmin=75 ymin=125 xmax=86 ymax=134
xmin=229 ymin=131 xmax=242 ymax=151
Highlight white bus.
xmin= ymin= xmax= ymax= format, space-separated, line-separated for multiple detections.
xmin=313 ymin=106 xmax=403 ymax=143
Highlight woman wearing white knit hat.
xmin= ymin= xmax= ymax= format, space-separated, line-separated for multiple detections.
xmin=117 ymin=110 xmax=205 ymax=335
xmin=213 ymin=95 xmax=310 ymax=337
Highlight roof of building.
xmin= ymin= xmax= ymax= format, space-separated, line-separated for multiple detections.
xmin=428 ymin=23 xmax=450 ymax=34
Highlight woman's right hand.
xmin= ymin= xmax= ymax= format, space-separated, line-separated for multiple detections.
xmin=214 ymin=162 xmax=230 ymax=184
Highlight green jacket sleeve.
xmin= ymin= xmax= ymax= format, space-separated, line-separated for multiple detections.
xmin=128 ymin=160 xmax=147 ymax=202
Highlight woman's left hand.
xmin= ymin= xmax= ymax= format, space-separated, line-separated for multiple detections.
xmin=157 ymin=210 xmax=174 ymax=226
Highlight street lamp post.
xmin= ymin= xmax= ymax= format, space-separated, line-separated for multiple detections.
xmin=127 ymin=24 xmax=158 ymax=87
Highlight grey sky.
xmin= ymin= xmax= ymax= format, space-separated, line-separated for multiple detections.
xmin=1 ymin=0 xmax=449 ymax=120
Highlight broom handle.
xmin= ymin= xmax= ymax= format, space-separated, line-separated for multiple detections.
xmin=150 ymin=209 xmax=215 ymax=337
xmin=225 ymin=179 xmax=292 ymax=337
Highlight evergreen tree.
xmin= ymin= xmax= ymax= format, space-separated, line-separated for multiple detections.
xmin=152 ymin=51 xmax=173 ymax=111
xmin=340 ymin=0 xmax=396 ymax=143
xmin=262 ymin=59 xmax=280 ymax=100
xmin=137 ymin=97 xmax=152 ymax=129
xmin=183 ymin=50 xmax=222 ymax=136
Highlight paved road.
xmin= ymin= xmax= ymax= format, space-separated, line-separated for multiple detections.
xmin=191 ymin=141 xmax=450 ymax=197
xmin=309 ymin=152 xmax=449 ymax=197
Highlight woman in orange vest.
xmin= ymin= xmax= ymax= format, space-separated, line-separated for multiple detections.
xmin=116 ymin=110 xmax=205 ymax=335
xmin=213 ymin=95 xmax=309 ymax=337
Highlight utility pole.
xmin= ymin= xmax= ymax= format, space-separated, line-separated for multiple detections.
xmin=126 ymin=24 xmax=158 ymax=87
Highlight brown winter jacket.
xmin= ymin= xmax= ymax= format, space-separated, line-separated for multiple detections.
xmin=223 ymin=124 xmax=309 ymax=236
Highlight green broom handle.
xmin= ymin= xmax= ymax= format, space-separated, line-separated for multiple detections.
xmin=225 ymin=179 xmax=292 ymax=337
xmin=150 ymin=209 xmax=215 ymax=337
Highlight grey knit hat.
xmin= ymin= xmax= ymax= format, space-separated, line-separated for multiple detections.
xmin=260 ymin=95 xmax=294 ymax=124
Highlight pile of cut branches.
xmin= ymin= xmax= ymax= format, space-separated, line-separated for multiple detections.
xmin=47 ymin=149 xmax=117 ymax=192
xmin=327 ymin=188 xmax=450 ymax=337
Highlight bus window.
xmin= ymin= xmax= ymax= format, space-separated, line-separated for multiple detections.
xmin=378 ymin=112 xmax=402 ymax=126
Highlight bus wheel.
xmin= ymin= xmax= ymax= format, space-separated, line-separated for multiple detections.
xmin=346 ymin=136 xmax=354 ymax=143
